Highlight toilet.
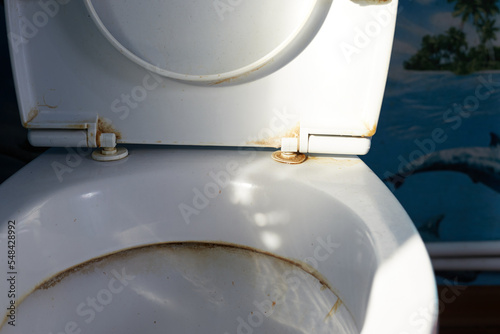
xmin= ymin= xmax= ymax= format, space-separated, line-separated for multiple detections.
xmin=0 ymin=0 xmax=438 ymax=333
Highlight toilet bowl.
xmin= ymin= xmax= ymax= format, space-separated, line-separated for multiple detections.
xmin=0 ymin=148 xmax=437 ymax=333
xmin=1 ymin=0 xmax=437 ymax=333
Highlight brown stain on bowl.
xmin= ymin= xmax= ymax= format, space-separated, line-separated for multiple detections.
xmin=324 ymin=298 xmax=343 ymax=321
xmin=38 ymin=257 xmax=109 ymax=290
xmin=35 ymin=242 xmax=339 ymax=292
xmin=96 ymin=118 xmax=122 ymax=147
xmin=0 ymin=241 xmax=346 ymax=329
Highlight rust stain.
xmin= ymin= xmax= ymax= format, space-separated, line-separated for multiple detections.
xmin=96 ymin=118 xmax=122 ymax=147
xmin=37 ymin=96 xmax=58 ymax=109
xmin=272 ymin=301 xmax=276 ymax=307
xmin=248 ymin=122 xmax=300 ymax=148
xmin=37 ymin=242 xmax=278 ymax=291
xmin=324 ymin=298 xmax=343 ymax=321
xmin=271 ymin=151 xmax=307 ymax=165
xmin=362 ymin=123 xmax=377 ymax=137
xmin=37 ymin=103 xmax=58 ymax=109
xmin=306 ymin=156 xmax=329 ymax=163
xmin=1 ymin=241 xmax=345 ymax=329
xmin=211 ymin=59 xmax=274 ymax=86
xmin=24 ymin=107 xmax=39 ymax=127
xmin=38 ymin=257 xmax=105 ymax=290
xmin=333 ymin=298 xmax=343 ymax=313
xmin=351 ymin=0 xmax=391 ymax=4
xmin=61 ymin=124 xmax=87 ymax=130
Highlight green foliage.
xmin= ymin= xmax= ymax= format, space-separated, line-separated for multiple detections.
xmin=404 ymin=28 xmax=469 ymax=73
xmin=406 ymin=0 xmax=500 ymax=74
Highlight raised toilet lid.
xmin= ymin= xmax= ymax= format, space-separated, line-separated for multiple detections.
xmin=7 ymin=0 xmax=398 ymax=154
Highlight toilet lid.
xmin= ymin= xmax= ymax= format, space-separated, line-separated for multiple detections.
xmin=84 ymin=0 xmax=318 ymax=82
xmin=8 ymin=0 xmax=398 ymax=152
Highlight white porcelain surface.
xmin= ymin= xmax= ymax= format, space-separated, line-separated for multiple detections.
xmin=85 ymin=0 xmax=318 ymax=81
xmin=0 ymin=148 xmax=437 ymax=333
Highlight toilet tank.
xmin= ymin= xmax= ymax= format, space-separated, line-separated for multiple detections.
xmin=6 ymin=0 xmax=398 ymax=155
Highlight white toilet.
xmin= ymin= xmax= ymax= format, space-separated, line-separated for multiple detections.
xmin=0 ymin=0 xmax=438 ymax=333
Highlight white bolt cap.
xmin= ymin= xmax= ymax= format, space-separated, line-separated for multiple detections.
xmin=100 ymin=133 xmax=116 ymax=148
xmin=281 ymin=138 xmax=298 ymax=153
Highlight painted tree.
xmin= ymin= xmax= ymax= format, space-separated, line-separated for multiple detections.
xmin=481 ymin=0 xmax=500 ymax=61
xmin=447 ymin=0 xmax=486 ymax=29
xmin=447 ymin=0 xmax=499 ymax=61
xmin=480 ymin=18 xmax=500 ymax=60
xmin=404 ymin=28 xmax=468 ymax=73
